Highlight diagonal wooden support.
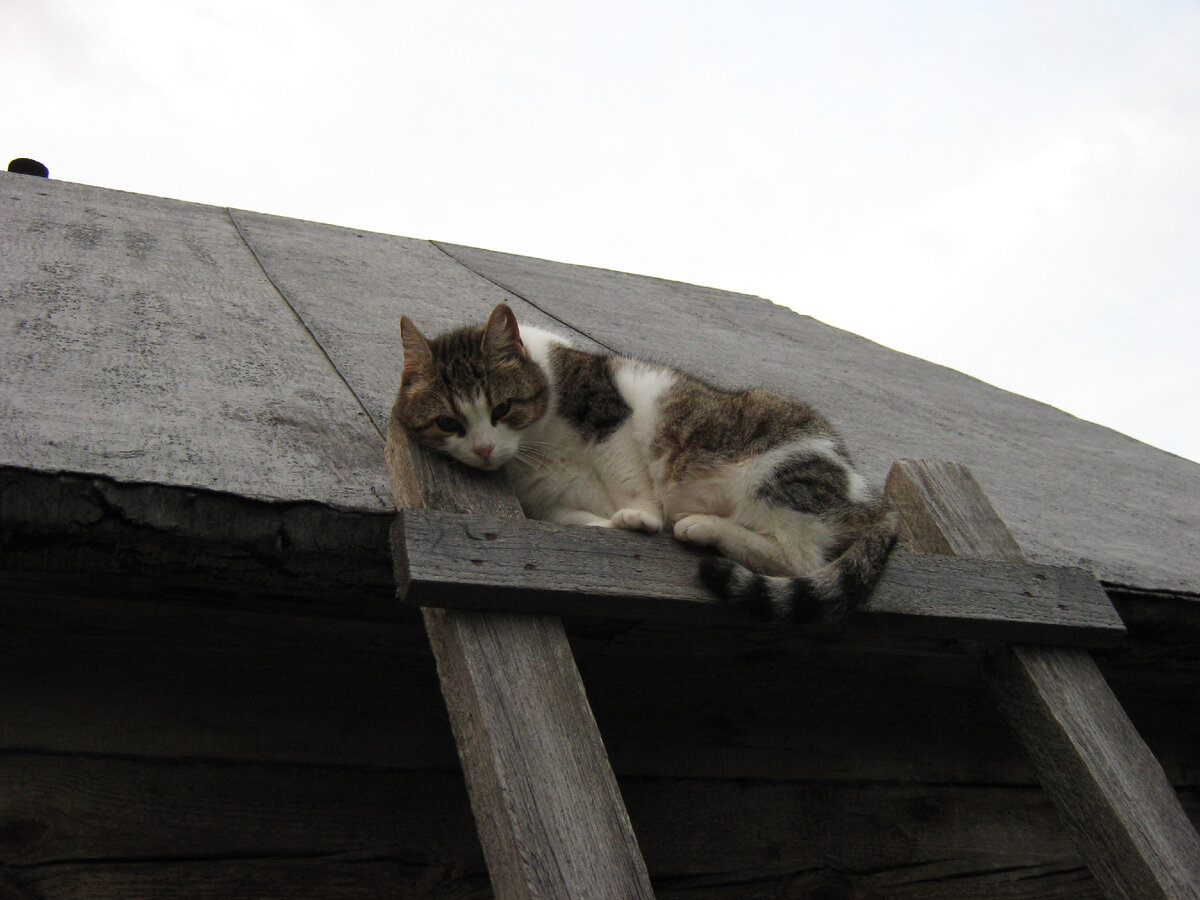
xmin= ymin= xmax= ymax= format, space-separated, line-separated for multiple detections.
xmin=385 ymin=422 xmax=654 ymax=900
xmin=886 ymin=458 xmax=1200 ymax=900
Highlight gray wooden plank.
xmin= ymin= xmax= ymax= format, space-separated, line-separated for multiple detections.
xmin=0 ymin=571 xmax=1048 ymax=788
xmin=0 ymin=173 xmax=387 ymax=511
xmin=386 ymin=426 xmax=654 ymax=898
xmin=0 ymin=587 xmax=458 ymax=769
xmin=8 ymin=749 xmax=1167 ymax=900
xmin=423 ymin=604 xmax=654 ymax=900
xmin=628 ymin=778 xmax=1111 ymax=898
xmin=4 ymin=859 xmax=478 ymax=900
xmin=0 ymin=754 xmax=481 ymax=867
xmin=5 ymin=571 xmax=1194 ymax=790
xmin=985 ymin=644 xmax=1200 ymax=900
xmin=434 ymin=241 xmax=1200 ymax=598
xmin=1 ymin=468 xmax=394 ymax=614
xmin=396 ymin=508 xmax=1125 ymax=646
xmin=886 ymin=457 xmax=1200 ymax=900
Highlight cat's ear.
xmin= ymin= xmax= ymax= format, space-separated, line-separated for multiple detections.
xmin=400 ymin=316 xmax=435 ymax=384
xmin=483 ymin=303 xmax=526 ymax=359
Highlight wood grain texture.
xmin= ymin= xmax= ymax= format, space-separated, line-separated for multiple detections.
xmin=396 ymin=508 xmax=1125 ymax=646
xmin=10 ymin=748 xmax=1188 ymax=899
xmin=1 ymin=553 xmax=1195 ymax=899
xmin=0 ymin=587 xmax=457 ymax=769
xmin=422 ymin=606 xmax=653 ymax=900
xmin=3 ymin=573 xmax=1194 ymax=789
xmin=0 ymin=173 xmax=387 ymax=511
xmin=1 ymin=468 xmax=395 ymax=616
xmin=4 ymin=859 xmax=491 ymax=900
xmin=386 ymin=432 xmax=653 ymax=897
xmin=0 ymin=754 xmax=481 ymax=868
xmin=982 ymin=645 xmax=1200 ymax=900
xmin=886 ymin=457 xmax=1200 ymax=900
xmin=885 ymin=458 xmax=1026 ymax=560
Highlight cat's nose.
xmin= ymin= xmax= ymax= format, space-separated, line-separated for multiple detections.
xmin=473 ymin=442 xmax=494 ymax=462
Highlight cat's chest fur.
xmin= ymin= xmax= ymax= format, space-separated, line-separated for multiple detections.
xmin=511 ymin=328 xmax=676 ymax=523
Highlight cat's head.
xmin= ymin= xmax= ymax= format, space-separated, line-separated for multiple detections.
xmin=394 ymin=303 xmax=548 ymax=471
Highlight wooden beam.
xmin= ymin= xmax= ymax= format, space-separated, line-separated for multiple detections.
xmin=396 ymin=508 xmax=1125 ymax=647
xmin=385 ymin=420 xmax=654 ymax=900
xmin=885 ymin=457 xmax=1200 ymax=900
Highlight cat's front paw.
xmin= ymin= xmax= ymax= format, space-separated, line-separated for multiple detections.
xmin=673 ymin=513 xmax=724 ymax=546
xmin=611 ymin=508 xmax=663 ymax=534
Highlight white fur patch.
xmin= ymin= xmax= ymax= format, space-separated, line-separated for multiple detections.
xmin=612 ymin=359 xmax=676 ymax=447
xmin=613 ymin=360 xmax=676 ymax=410
xmin=517 ymin=325 xmax=569 ymax=367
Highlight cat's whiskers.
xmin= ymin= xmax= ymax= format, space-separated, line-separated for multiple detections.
xmin=514 ymin=439 xmax=559 ymax=458
xmin=513 ymin=444 xmax=559 ymax=477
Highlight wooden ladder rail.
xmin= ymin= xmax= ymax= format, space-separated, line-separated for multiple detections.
xmin=386 ymin=424 xmax=655 ymax=900
xmin=886 ymin=459 xmax=1200 ymax=900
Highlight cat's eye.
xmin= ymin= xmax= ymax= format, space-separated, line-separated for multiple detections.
xmin=435 ymin=416 xmax=464 ymax=435
xmin=491 ymin=400 xmax=512 ymax=424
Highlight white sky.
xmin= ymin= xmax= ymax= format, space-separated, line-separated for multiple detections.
xmin=8 ymin=0 xmax=1200 ymax=463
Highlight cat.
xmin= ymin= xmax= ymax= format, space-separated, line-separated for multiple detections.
xmin=392 ymin=302 xmax=897 ymax=623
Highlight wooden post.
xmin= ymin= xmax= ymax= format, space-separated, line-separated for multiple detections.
xmin=886 ymin=458 xmax=1200 ymax=900
xmin=386 ymin=419 xmax=654 ymax=900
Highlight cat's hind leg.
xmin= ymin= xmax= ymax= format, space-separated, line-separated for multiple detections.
xmin=674 ymin=514 xmax=793 ymax=576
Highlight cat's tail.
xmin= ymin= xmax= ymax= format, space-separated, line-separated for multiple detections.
xmin=698 ymin=506 xmax=899 ymax=625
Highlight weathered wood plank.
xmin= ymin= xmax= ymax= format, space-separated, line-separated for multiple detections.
xmin=396 ymin=508 xmax=1125 ymax=646
xmin=386 ymin=419 xmax=654 ymax=898
xmin=5 ymin=860 xmax=1103 ymax=900
xmin=1 ymin=468 xmax=395 ymax=616
xmin=10 ymin=749 xmax=1192 ymax=899
xmin=0 ymin=852 xmax=1109 ymax=900
xmin=0 ymin=754 xmax=481 ymax=868
xmin=422 ymin=605 xmax=653 ymax=899
xmin=3 ymin=574 xmax=1194 ymax=790
xmin=3 ymin=859 xmax=490 ymax=900
xmin=0 ymin=174 xmax=387 ymax=510
xmin=656 ymin=868 xmax=1102 ymax=900
xmin=886 ymin=457 xmax=1200 ymax=900
xmin=982 ymin=645 xmax=1200 ymax=899
xmin=885 ymin=457 xmax=1026 ymax=560
xmin=0 ymin=587 xmax=458 ymax=769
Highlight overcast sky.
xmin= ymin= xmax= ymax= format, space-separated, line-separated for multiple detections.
xmin=8 ymin=1 xmax=1199 ymax=463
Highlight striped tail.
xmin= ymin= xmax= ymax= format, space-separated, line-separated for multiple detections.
xmin=698 ymin=510 xmax=898 ymax=625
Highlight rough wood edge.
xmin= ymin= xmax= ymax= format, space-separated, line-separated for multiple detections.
xmin=886 ymin=457 xmax=1200 ymax=900
xmin=385 ymin=417 xmax=654 ymax=899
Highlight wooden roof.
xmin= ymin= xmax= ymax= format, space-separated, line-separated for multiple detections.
xmin=3 ymin=171 xmax=1198 ymax=598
